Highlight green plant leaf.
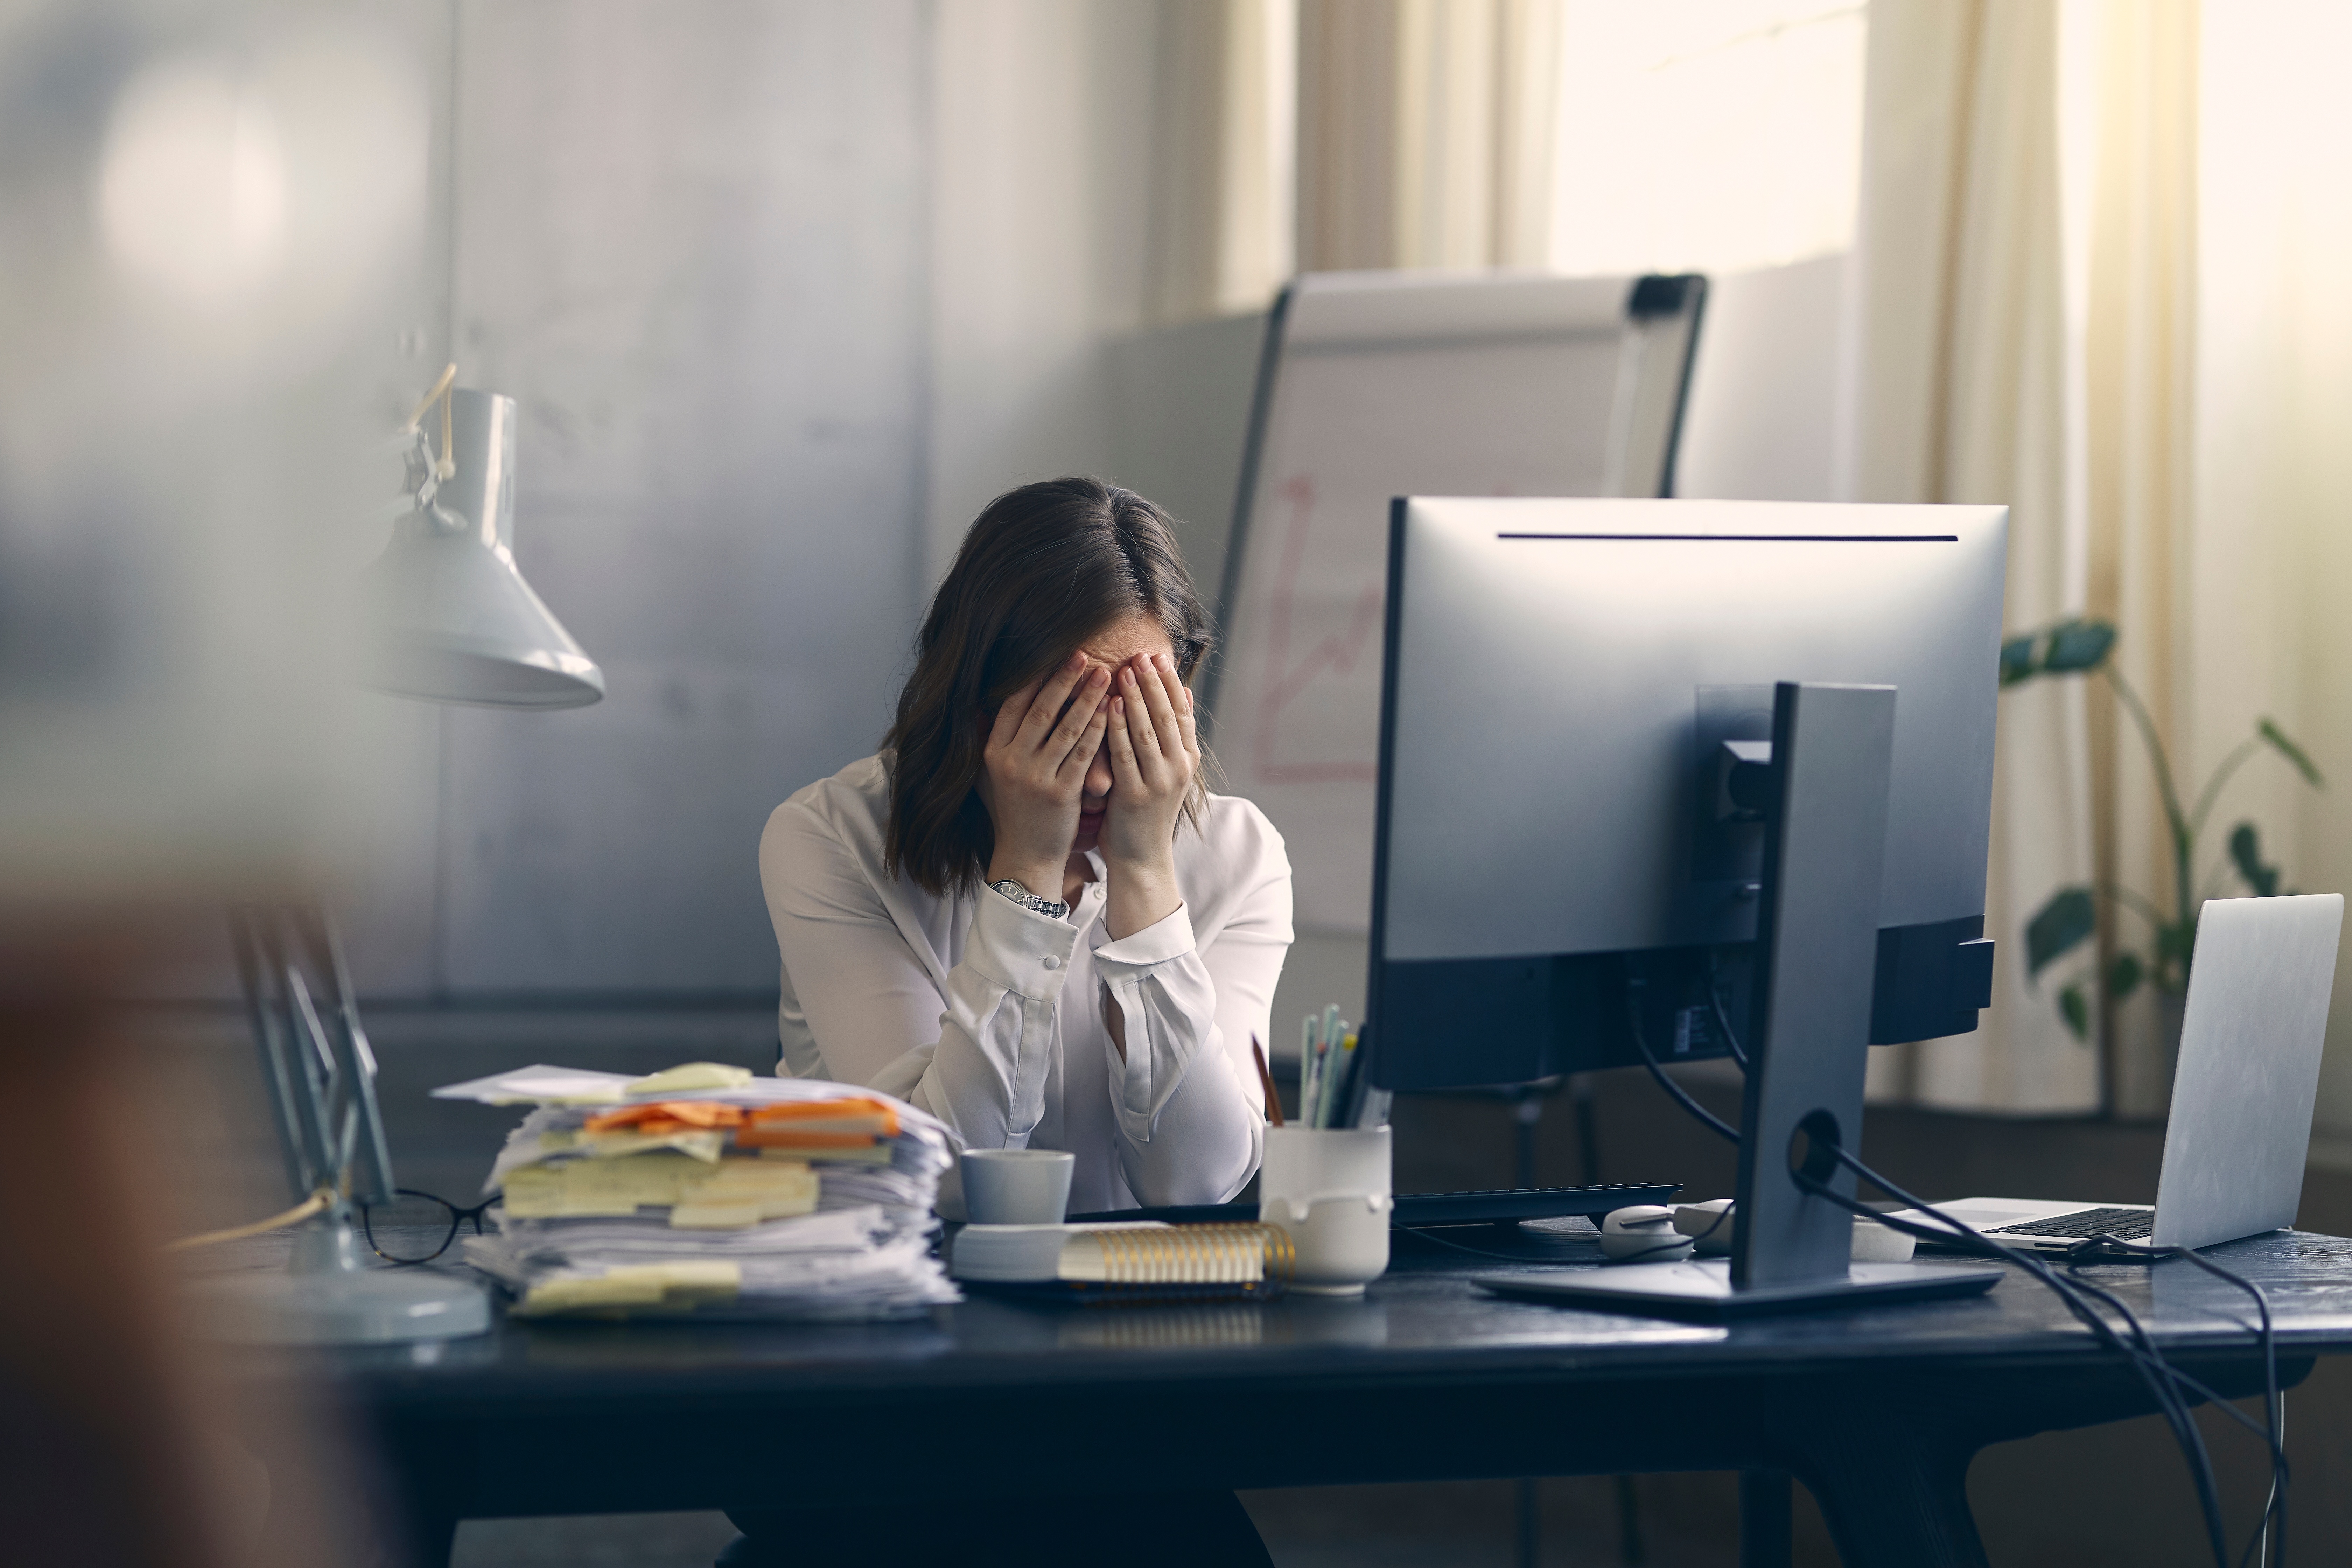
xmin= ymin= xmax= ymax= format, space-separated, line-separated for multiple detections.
xmin=2229 ymin=821 xmax=2282 ymax=898
xmin=2059 ymin=983 xmax=2091 ymax=1041
xmin=2026 ymin=887 xmax=2098 ymax=977
xmin=2000 ymin=634 xmax=2040 ymax=687
xmin=2107 ymin=950 xmax=2144 ymax=1000
xmin=2257 ymin=718 xmax=2324 ymax=788
xmin=2042 ymin=620 xmax=2117 ymax=674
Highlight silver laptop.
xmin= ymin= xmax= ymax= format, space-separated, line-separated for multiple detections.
xmin=1899 ymin=894 xmax=2343 ymax=1256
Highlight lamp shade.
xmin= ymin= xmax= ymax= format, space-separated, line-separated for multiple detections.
xmin=360 ymin=388 xmax=604 ymax=709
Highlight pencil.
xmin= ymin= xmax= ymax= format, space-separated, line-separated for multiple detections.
xmin=1251 ymin=1035 xmax=1284 ymax=1127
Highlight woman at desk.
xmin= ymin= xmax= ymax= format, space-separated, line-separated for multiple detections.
xmin=759 ymin=476 xmax=1293 ymax=1213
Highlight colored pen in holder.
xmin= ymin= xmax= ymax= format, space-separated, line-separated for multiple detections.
xmin=1296 ymin=1004 xmax=1388 ymax=1130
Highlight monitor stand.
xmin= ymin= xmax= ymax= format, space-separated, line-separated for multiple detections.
xmin=1488 ymin=683 xmax=2000 ymax=1320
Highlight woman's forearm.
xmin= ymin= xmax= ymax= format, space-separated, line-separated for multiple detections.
xmin=1103 ymin=853 xmax=1182 ymax=942
xmin=1112 ymin=1036 xmax=1260 ymax=1205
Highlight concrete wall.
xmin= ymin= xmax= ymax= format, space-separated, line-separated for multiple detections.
xmin=344 ymin=0 xmax=929 ymax=1002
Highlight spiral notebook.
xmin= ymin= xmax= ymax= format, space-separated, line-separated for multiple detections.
xmin=950 ymin=1220 xmax=1294 ymax=1303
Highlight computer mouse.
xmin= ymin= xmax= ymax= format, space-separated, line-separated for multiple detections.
xmin=1600 ymin=1205 xmax=1692 ymax=1262
xmin=1674 ymin=1199 xmax=1736 ymax=1256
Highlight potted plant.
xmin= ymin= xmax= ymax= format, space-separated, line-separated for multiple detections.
xmin=2004 ymin=619 xmax=2323 ymax=1061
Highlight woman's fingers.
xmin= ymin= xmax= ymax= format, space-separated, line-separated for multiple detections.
xmin=1103 ymin=694 xmax=1143 ymax=788
xmin=988 ymin=674 xmax=1045 ymax=752
xmin=1137 ymin=656 xmax=1187 ymax=762
xmin=1166 ymin=660 xmax=1201 ymax=761
xmin=1044 ymin=667 xmax=1109 ymax=771
xmin=1019 ymin=651 xmax=1091 ymax=748
xmin=1118 ymin=662 xmax=1164 ymax=763
xmin=1057 ymin=684 xmax=1112 ymax=783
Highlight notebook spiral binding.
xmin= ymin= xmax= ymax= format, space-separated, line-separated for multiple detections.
xmin=1057 ymin=1223 xmax=1296 ymax=1306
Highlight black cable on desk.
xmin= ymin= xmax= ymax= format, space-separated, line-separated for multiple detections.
xmin=2062 ymin=1231 xmax=2289 ymax=1567
xmin=1401 ymin=1200 xmax=1734 ymax=1269
xmin=1620 ymin=999 xmax=2284 ymax=1568
xmin=1790 ymin=1148 xmax=2285 ymax=1568
xmin=1396 ymin=1225 xmax=1600 ymax=1266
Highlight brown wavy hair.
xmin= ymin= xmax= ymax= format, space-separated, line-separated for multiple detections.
xmin=884 ymin=477 xmax=1216 ymax=895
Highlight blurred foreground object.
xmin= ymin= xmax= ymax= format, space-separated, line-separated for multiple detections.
xmin=362 ymin=368 xmax=606 ymax=708
xmin=0 ymin=1 xmax=436 ymax=1561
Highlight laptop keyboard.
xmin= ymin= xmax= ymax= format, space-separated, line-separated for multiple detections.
xmin=1985 ymin=1205 xmax=2155 ymax=1241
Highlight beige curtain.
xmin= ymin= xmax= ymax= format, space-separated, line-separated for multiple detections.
xmin=1849 ymin=0 xmax=2100 ymax=1112
xmin=1295 ymin=0 xmax=1563 ymax=272
xmin=2083 ymin=0 xmax=2199 ymax=1118
xmin=2194 ymin=0 xmax=2352 ymax=1154
xmin=1145 ymin=0 xmax=1298 ymax=323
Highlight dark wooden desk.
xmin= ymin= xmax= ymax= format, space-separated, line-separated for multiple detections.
xmin=216 ymin=1225 xmax=2352 ymax=1568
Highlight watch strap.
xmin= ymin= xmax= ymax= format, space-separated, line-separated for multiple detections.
xmin=989 ymin=877 xmax=1069 ymax=920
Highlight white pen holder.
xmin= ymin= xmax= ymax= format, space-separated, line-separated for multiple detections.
xmin=1259 ymin=1125 xmax=1391 ymax=1295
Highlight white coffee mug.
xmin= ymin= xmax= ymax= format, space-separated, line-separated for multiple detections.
xmin=1258 ymin=1125 xmax=1391 ymax=1295
xmin=961 ymin=1147 xmax=1075 ymax=1225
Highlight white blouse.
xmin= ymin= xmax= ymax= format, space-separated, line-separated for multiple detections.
xmin=758 ymin=754 xmax=1294 ymax=1215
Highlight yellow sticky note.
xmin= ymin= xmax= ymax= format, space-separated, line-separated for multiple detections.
xmin=577 ymin=1129 xmax=728 ymax=1164
xmin=501 ymin=1153 xmax=818 ymax=1224
xmin=517 ymin=1261 xmax=743 ymax=1315
xmin=667 ymin=1160 xmax=817 ymax=1228
xmin=625 ymin=1062 xmax=754 ymax=1096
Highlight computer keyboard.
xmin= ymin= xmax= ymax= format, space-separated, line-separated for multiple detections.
xmin=1068 ymin=1181 xmax=1681 ymax=1231
xmin=1984 ymin=1205 xmax=2156 ymax=1241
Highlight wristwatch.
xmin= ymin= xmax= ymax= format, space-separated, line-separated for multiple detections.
xmin=989 ymin=878 xmax=1069 ymax=920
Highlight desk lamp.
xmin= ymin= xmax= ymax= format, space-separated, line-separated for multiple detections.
xmin=190 ymin=370 xmax=601 ymax=1343
xmin=363 ymin=365 xmax=605 ymax=708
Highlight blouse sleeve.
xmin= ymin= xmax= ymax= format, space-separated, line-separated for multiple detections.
xmin=758 ymin=800 xmax=1081 ymax=1154
xmin=1091 ymin=811 xmax=1293 ymax=1206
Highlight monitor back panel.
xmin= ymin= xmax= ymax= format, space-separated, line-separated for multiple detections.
xmin=1374 ymin=497 xmax=2005 ymax=967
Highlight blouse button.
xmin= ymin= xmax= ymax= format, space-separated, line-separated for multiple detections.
xmin=1042 ymin=955 xmax=1060 ymax=970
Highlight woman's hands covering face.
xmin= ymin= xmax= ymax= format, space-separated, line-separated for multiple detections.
xmin=979 ymin=651 xmax=1109 ymax=896
xmin=1100 ymin=652 xmax=1199 ymax=875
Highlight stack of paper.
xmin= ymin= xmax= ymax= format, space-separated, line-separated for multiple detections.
xmin=434 ymin=1063 xmax=960 ymax=1321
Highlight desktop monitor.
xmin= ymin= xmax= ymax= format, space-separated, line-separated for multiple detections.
xmin=1366 ymin=497 xmax=2008 ymax=1093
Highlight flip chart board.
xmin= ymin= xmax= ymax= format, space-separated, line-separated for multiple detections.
xmin=1205 ymin=270 xmax=1705 ymax=933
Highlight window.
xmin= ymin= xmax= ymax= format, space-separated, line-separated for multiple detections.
xmin=1550 ymin=0 xmax=1868 ymax=276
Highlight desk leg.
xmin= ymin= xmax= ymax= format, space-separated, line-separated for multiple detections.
xmin=1794 ymin=1424 xmax=1984 ymax=1568
xmin=1739 ymin=1471 xmax=1790 ymax=1568
xmin=399 ymin=1510 xmax=458 ymax=1568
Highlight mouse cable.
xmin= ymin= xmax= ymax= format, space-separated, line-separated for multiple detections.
xmin=1396 ymin=1225 xmax=1603 ymax=1266
xmin=1401 ymin=1197 xmax=1734 ymax=1268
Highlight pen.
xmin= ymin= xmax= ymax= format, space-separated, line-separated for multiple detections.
xmin=1301 ymin=1013 xmax=1325 ymax=1124
xmin=1318 ymin=1028 xmax=1356 ymax=1129
xmin=1251 ymin=1035 xmax=1284 ymax=1127
xmin=1316 ymin=1005 xmax=1342 ymax=1128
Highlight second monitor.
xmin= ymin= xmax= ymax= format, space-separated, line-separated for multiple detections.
xmin=1367 ymin=496 xmax=2008 ymax=1093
